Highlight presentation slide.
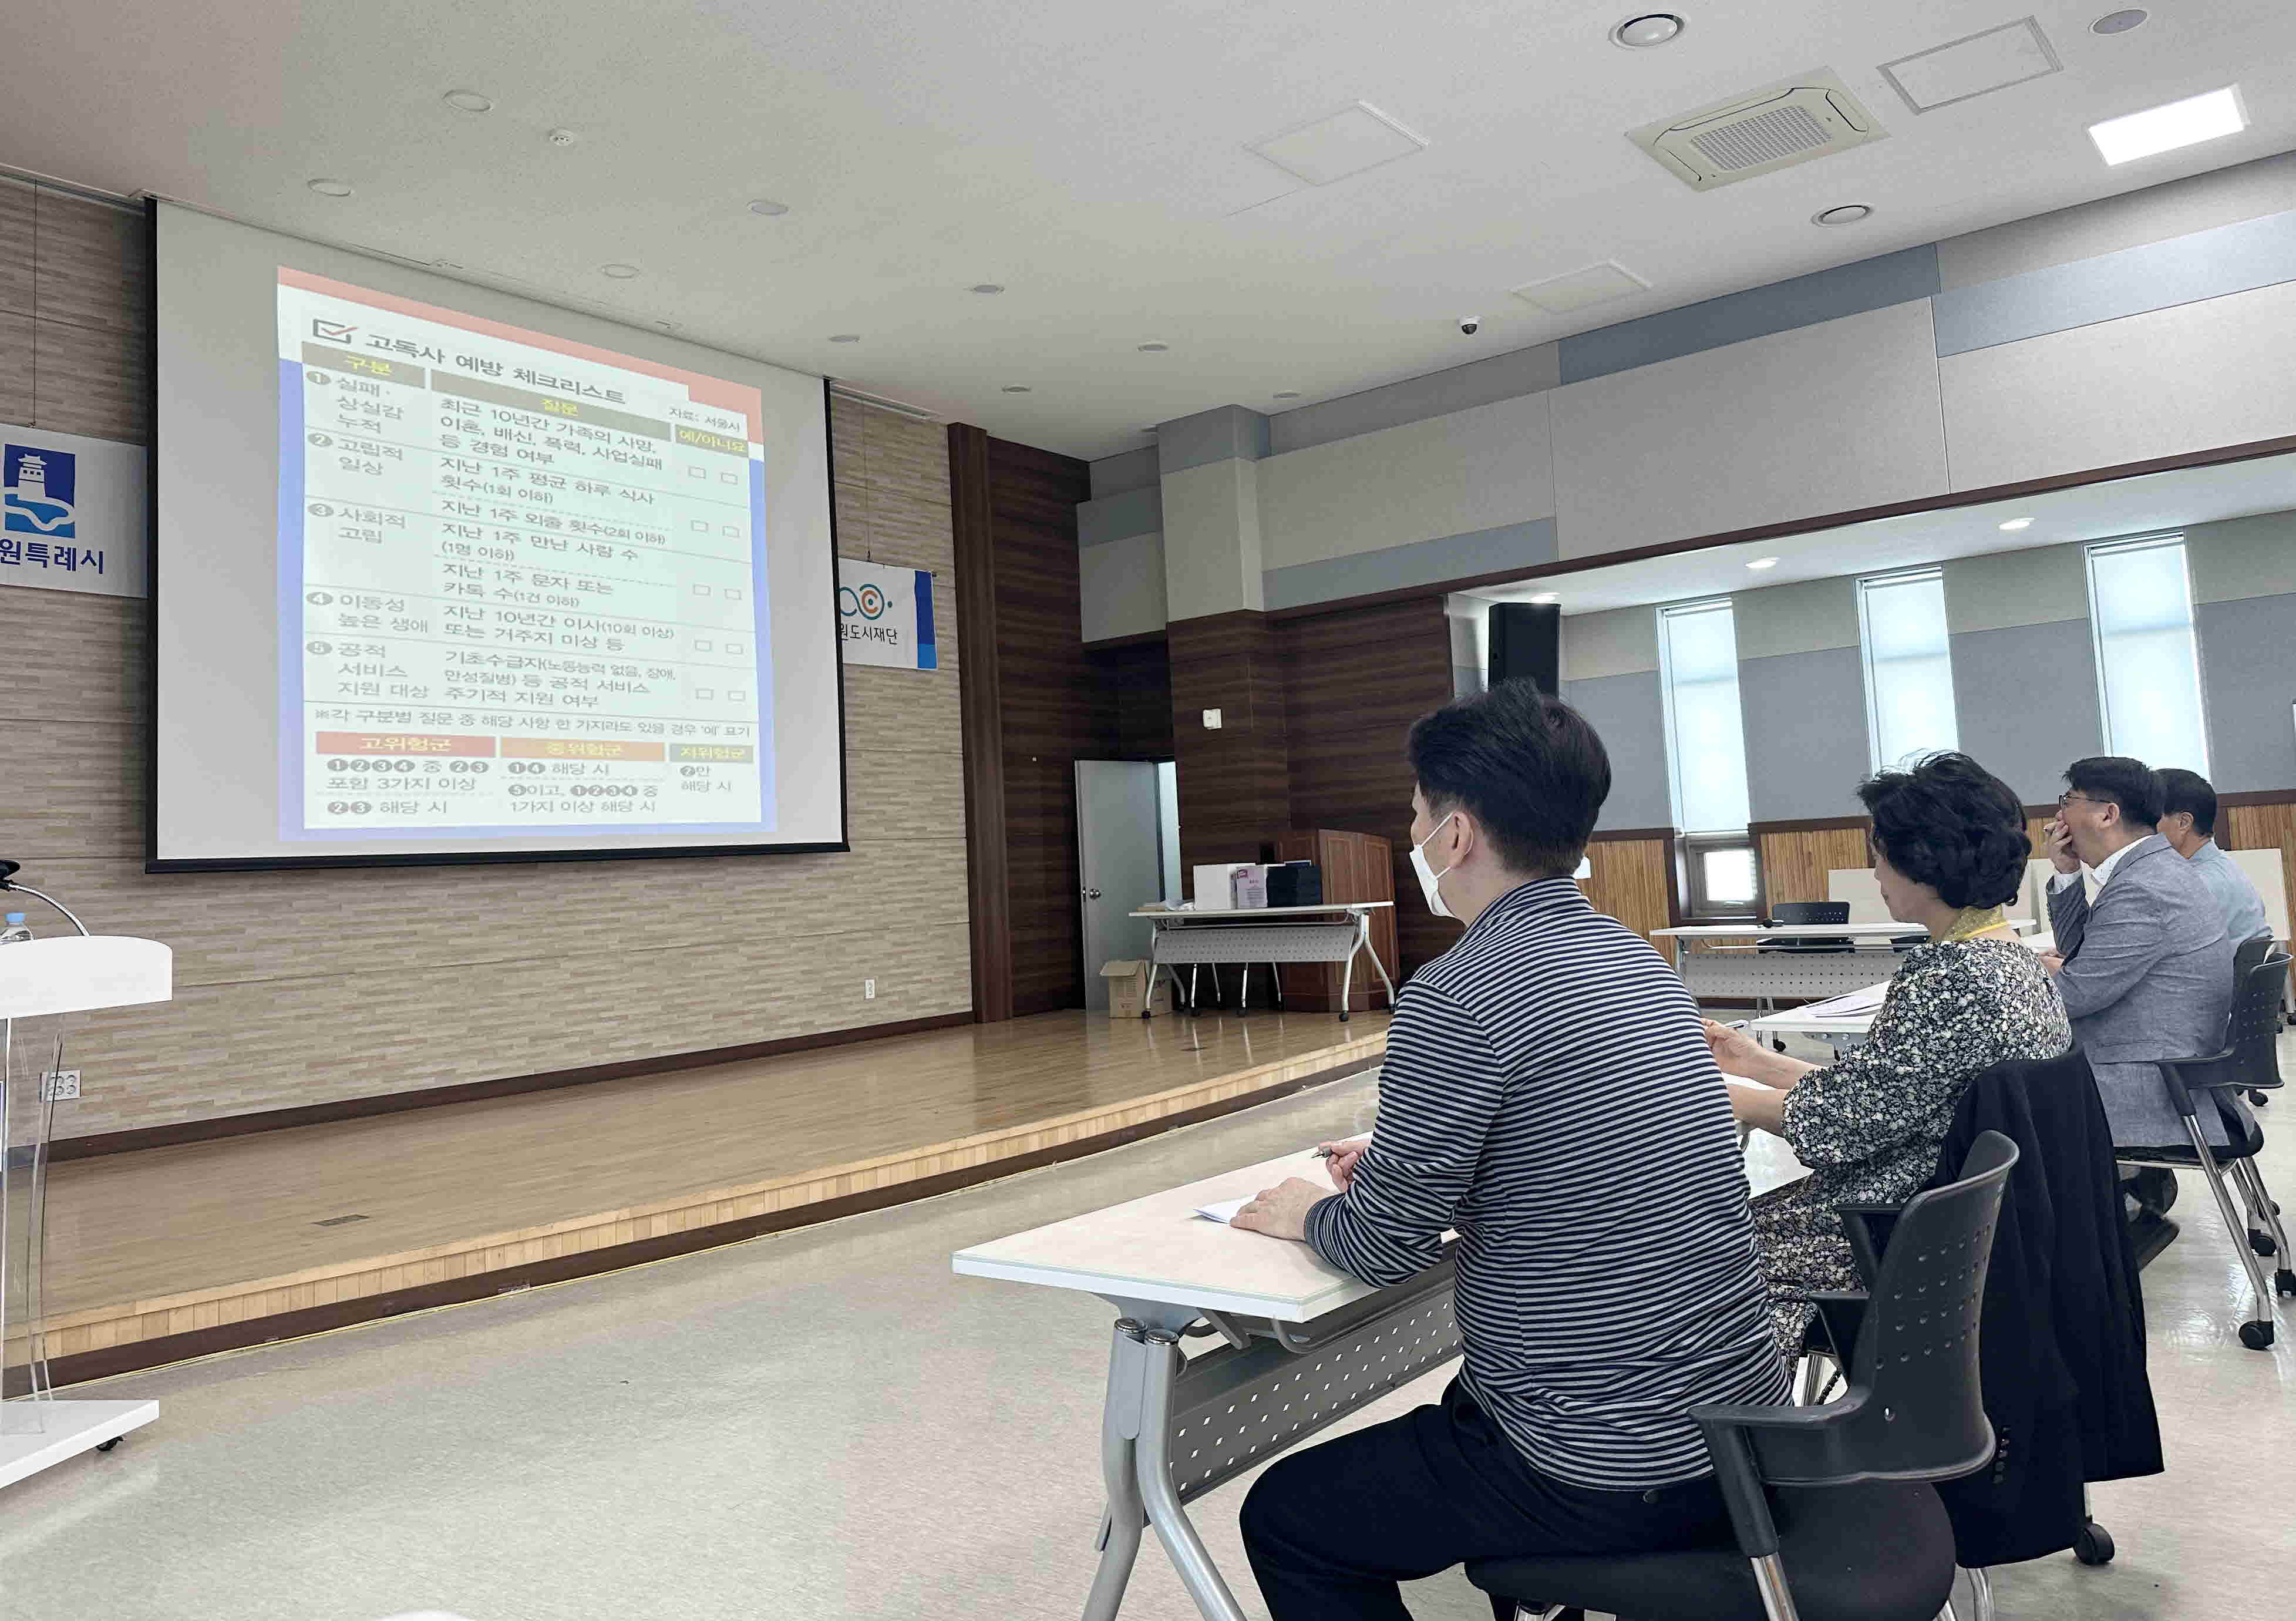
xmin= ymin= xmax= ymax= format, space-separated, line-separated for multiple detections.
xmin=152 ymin=204 xmax=844 ymax=868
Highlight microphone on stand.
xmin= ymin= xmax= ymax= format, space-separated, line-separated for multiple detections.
xmin=0 ymin=860 xmax=89 ymax=936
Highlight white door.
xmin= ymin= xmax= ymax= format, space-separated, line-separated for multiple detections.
xmin=1076 ymin=761 xmax=1165 ymax=1011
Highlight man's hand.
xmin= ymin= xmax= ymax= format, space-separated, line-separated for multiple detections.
xmin=1230 ymin=1176 xmax=1329 ymax=1241
xmin=2038 ymin=950 xmax=2066 ymax=978
xmin=1318 ymin=1135 xmax=1372 ymax=1192
xmin=2043 ymin=818 xmax=2080 ymax=876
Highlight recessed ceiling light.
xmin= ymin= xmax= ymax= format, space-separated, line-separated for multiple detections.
xmin=600 ymin=263 xmax=640 ymax=279
xmin=2089 ymin=86 xmax=2247 ymax=166
xmin=1745 ymin=557 xmax=1780 ymax=570
xmin=443 ymin=89 xmax=493 ymax=113
xmin=2092 ymin=9 xmax=2149 ymax=35
xmin=546 ymin=127 xmax=580 ymax=147
xmin=1610 ymin=13 xmax=1685 ymax=49
xmin=1998 ymin=517 xmax=2032 ymax=532
xmin=748 ymin=199 xmax=789 ymax=217
xmin=1813 ymin=203 xmax=1874 ymax=226
xmin=1529 ymin=592 xmax=1561 ymax=604
xmin=1001 ymin=385 xmax=1032 ymax=394
xmin=1137 ymin=341 xmax=1170 ymax=352
xmin=827 ymin=334 xmax=861 ymax=343
xmin=971 ymin=283 xmax=1005 ymax=295
xmin=307 ymin=178 xmax=353 ymax=197
xmin=1272 ymin=391 xmax=1302 ymax=400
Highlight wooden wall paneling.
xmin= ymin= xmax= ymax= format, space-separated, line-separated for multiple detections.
xmin=1752 ymin=821 xmax=1874 ymax=907
xmin=1084 ymin=637 xmax=1174 ymax=760
xmin=1580 ymin=831 xmax=1678 ymax=951
xmin=1278 ymin=596 xmax=1458 ymax=978
xmin=982 ymin=437 xmax=1095 ymax=1015
xmin=949 ymin=422 xmax=1012 ymax=1020
xmin=1169 ymin=610 xmax=1292 ymax=877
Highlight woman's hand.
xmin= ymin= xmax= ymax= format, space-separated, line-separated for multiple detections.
xmin=1702 ymin=1018 xmax=1769 ymax=1077
xmin=1318 ymin=1135 xmax=1372 ymax=1192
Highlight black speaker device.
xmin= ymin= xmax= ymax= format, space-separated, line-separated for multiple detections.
xmin=1488 ymin=602 xmax=1561 ymax=694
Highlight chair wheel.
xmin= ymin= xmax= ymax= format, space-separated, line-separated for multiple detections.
xmin=2239 ymin=1319 xmax=2275 ymax=1350
xmin=93 ymin=1438 xmax=120 ymax=1453
xmin=2074 ymin=1520 xmax=2115 ymax=1565
xmin=2277 ymin=1269 xmax=2296 ymax=1297
xmin=2251 ymin=1230 xmax=2278 ymax=1257
xmin=2251 ymin=1090 xmax=2271 ymax=1107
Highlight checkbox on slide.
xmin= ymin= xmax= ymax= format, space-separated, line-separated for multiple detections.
xmin=729 ymin=688 xmax=746 ymax=702
xmin=724 ymin=587 xmax=743 ymax=601
xmin=721 ymin=470 xmax=739 ymax=484
xmin=722 ymin=524 xmax=739 ymax=538
xmin=725 ymin=640 xmax=745 ymax=655
xmin=693 ymin=583 xmax=711 ymax=597
xmin=695 ymin=687 xmax=715 ymax=700
xmin=688 ymin=466 xmax=706 ymax=479
xmin=694 ymin=638 xmax=713 ymax=652
xmin=691 ymin=520 xmax=709 ymax=532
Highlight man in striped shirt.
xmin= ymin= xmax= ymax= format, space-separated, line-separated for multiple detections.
xmin=1232 ymin=683 xmax=1791 ymax=1620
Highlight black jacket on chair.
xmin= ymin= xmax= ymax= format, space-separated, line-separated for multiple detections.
xmin=1926 ymin=1050 xmax=2165 ymax=1567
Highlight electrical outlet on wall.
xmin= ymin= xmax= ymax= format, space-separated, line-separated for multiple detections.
xmin=41 ymin=1070 xmax=81 ymax=1102
xmin=863 ymin=978 xmax=877 ymax=1000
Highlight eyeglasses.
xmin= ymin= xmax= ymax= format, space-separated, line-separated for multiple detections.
xmin=2056 ymin=792 xmax=2098 ymax=811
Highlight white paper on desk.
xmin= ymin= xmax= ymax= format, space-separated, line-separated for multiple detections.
xmin=1801 ymin=983 xmax=1887 ymax=1020
xmin=1741 ymin=1126 xmax=1810 ymax=1200
xmin=1194 ymin=1196 xmax=1252 ymax=1225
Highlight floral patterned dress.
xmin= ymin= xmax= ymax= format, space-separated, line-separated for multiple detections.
xmin=1755 ymin=937 xmax=2072 ymax=1354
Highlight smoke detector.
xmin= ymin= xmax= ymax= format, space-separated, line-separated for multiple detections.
xmin=1630 ymin=69 xmax=1886 ymax=191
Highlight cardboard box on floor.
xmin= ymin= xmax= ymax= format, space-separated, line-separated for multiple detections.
xmin=1100 ymin=960 xmax=1170 ymax=1018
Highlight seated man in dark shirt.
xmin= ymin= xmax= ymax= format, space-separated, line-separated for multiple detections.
xmin=1230 ymin=683 xmax=1789 ymax=1621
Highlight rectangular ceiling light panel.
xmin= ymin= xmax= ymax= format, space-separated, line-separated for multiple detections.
xmin=1511 ymin=261 xmax=1651 ymax=316
xmin=1878 ymin=17 xmax=2063 ymax=114
xmin=2089 ymin=86 xmax=2248 ymax=165
xmin=1630 ymin=69 xmax=1887 ymax=191
xmin=1248 ymin=101 xmax=1428 ymax=186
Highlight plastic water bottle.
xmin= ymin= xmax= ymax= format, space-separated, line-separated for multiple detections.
xmin=0 ymin=912 xmax=29 ymax=944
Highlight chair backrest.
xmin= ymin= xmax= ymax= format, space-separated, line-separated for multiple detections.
xmin=2228 ymin=951 xmax=2290 ymax=1088
xmin=1735 ymin=1132 xmax=2017 ymax=1488
xmin=1774 ymin=901 xmax=1850 ymax=926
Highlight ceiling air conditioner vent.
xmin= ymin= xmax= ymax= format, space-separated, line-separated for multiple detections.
xmin=1630 ymin=69 xmax=1886 ymax=191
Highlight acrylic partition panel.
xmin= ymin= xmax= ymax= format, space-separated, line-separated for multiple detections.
xmin=1 ymin=1011 xmax=71 ymax=1425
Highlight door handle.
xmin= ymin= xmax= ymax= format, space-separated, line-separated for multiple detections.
xmin=1082 ymin=887 xmax=1103 ymax=901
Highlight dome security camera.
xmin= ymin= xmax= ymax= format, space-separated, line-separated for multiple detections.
xmin=1459 ymin=316 xmax=1481 ymax=336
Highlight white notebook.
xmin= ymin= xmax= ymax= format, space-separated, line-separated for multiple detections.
xmin=1194 ymin=1196 xmax=1253 ymax=1225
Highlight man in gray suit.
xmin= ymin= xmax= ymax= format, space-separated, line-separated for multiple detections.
xmin=2040 ymin=756 xmax=2235 ymax=1151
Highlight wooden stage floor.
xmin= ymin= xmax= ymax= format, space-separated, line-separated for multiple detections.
xmin=29 ymin=1008 xmax=1387 ymax=1383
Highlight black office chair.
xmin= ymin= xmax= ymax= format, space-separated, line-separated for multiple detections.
xmin=2116 ymin=949 xmax=2293 ymax=1349
xmin=2231 ymin=933 xmax=2278 ymax=1107
xmin=1466 ymin=1134 xmax=2019 ymax=1621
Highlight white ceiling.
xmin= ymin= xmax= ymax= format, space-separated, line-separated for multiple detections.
xmin=5 ymin=1 xmax=2295 ymax=459
xmin=1462 ymin=448 xmax=2296 ymax=614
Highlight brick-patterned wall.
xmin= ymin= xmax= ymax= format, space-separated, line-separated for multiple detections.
xmin=0 ymin=182 xmax=970 ymax=1138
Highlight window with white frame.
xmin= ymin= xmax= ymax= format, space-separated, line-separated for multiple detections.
xmin=1658 ymin=601 xmax=1756 ymax=913
xmin=1857 ymin=566 xmax=1959 ymax=772
xmin=2085 ymin=535 xmax=2210 ymax=773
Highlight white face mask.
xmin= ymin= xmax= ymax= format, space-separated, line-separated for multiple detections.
xmin=1409 ymin=812 xmax=1459 ymax=919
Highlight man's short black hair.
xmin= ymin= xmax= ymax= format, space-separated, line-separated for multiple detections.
xmin=2154 ymin=766 xmax=2218 ymax=837
xmin=1406 ymin=683 xmax=1610 ymax=877
xmin=2065 ymin=756 xmax=2161 ymax=828
xmin=1856 ymin=752 xmax=2029 ymax=910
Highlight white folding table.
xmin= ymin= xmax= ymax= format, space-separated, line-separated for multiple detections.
xmin=1746 ymin=930 xmax=2057 ymax=1049
xmin=953 ymin=1136 xmax=1809 ymax=1620
xmin=1657 ymin=920 xmax=2039 ymax=1011
xmin=1133 ymin=902 xmax=1396 ymax=1021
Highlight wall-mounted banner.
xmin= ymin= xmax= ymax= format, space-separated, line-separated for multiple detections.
xmin=0 ymin=422 xmax=148 ymax=599
xmin=837 ymin=557 xmax=937 ymax=670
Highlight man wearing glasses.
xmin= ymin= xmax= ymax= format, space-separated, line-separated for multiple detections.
xmin=2038 ymin=757 xmax=2234 ymax=1152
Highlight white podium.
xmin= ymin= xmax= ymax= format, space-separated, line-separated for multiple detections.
xmin=2 ymin=934 xmax=171 ymax=1489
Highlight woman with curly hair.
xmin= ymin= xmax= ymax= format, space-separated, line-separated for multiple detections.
xmin=1703 ymin=751 xmax=2072 ymax=1356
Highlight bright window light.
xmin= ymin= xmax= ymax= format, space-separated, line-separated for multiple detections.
xmin=1657 ymin=601 xmax=1751 ymax=834
xmin=1858 ymin=567 xmax=1960 ymax=772
xmin=2088 ymin=86 xmax=2247 ymax=166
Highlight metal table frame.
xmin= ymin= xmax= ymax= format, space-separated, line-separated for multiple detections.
xmin=1081 ymin=1262 xmax=1462 ymax=1621
xmin=1134 ymin=904 xmax=1398 ymax=1022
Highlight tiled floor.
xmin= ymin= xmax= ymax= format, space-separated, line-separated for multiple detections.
xmin=2 ymin=1038 xmax=2292 ymax=1620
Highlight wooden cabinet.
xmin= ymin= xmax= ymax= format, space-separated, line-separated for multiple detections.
xmin=1274 ymin=829 xmax=1398 ymax=1013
